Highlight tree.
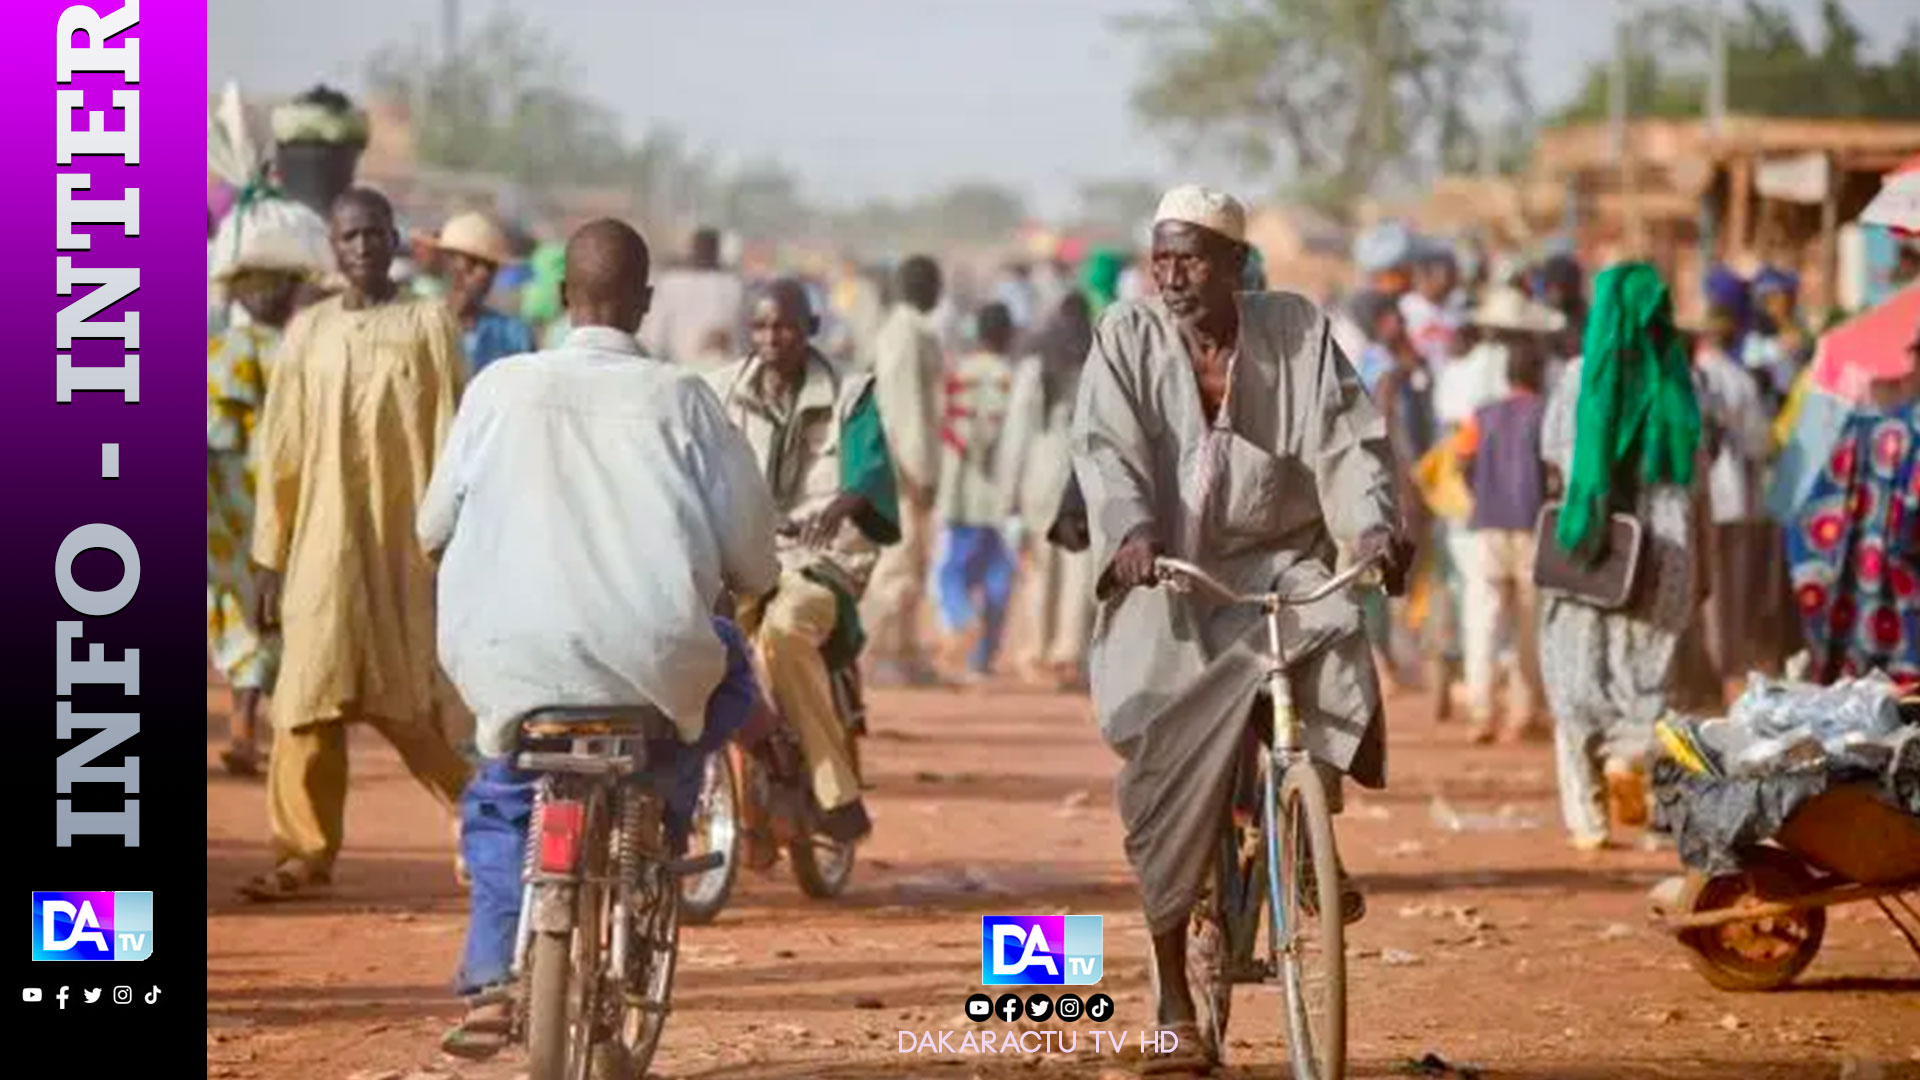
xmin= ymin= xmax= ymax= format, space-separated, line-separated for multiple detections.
xmin=1553 ymin=0 xmax=1920 ymax=124
xmin=929 ymin=183 xmax=1029 ymax=240
xmin=1120 ymin=0 xmax=1531 ymax=217
xmin=367 ymin=11 xmax=631 ymax=186
xmin=1075 ymin=179 xmax=1162 ymax=239
xmin=719 ymin=161 xmax=809 ymax=242
xmin=365 ymin=11 xmax=817 ymax=243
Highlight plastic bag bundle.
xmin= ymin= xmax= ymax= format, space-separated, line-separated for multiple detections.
xmin=205 ymin=80 xmax=334 ymax=332
xmin=208 ymin=196 xmax=332 ymax=284
xmin=1723 ymin=674 xmax=1905 ymax=777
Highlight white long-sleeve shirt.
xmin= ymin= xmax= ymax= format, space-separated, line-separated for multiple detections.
xmin=637 ymin=267 xmax=747 ymax=366
xmin=418 ymin=325 xmax=779 ymax=755
xmin=872 ymin=303 xmax=944 ymax=493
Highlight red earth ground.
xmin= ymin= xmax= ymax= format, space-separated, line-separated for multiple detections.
xmin=207 ymin=674 xmax=1920 ymax=1080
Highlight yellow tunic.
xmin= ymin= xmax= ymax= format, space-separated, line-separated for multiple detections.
xmin=251 ymin=295 xmax=465 ymax=731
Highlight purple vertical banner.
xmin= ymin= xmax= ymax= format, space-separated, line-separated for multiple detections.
xmin=0 ymin=0 xmax=205 ymax=1052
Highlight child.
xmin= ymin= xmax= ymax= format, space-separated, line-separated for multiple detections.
xmin=206 ymin=261 xmax=313 ymax=777
xmin=1452 ymin=342 xmax=1550 ymax=743
xmin=934 ymin=303 xmax=1023 ymax=681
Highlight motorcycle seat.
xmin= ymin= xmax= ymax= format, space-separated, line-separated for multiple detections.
xmin=518 ymin=705 xmax=677 ymax=741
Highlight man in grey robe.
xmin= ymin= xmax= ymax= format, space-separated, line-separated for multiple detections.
xmin=1070 ymin=185 xmax=1410 ymax=1045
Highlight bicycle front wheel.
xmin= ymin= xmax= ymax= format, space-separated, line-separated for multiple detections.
xmin=678 ymin=749 xmax=739 ymax=925
xmin=1270 ymin=762 xmax=1346 ymax=1080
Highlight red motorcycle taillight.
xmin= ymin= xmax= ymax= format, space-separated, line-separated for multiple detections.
xmin=537 ymin=798 xmax=585 ymax=873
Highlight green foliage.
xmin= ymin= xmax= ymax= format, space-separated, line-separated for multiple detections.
xmin=1552 ymin=0 xmax=1920 ymax=125
xmin=1119 ymin=0 xmax=1532 ymax=217
xmin=366 ymin=12 xmax=630 ymax=186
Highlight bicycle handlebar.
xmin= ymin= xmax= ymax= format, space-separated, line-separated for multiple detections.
xmin=1152 ymin=553 xmax=1383 ymax=608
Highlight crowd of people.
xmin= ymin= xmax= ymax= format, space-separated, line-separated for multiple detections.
xmin=1329 ymin=214 xmax=1920 ymax=852
xmin=207 ymin=83 xmax=1920 ymax=1074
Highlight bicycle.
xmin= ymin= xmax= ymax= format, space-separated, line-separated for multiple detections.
xmin=512 ymin=705 xmax=724 ymax=1080
xmin=1151 ymin=554 xmax=1383 ymax=1080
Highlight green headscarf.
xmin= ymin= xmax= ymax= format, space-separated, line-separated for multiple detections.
xmin=1555 ymin=261 xmax=1701 ymax=558
xmin=1080 ymin=248 xmax=1125 ymax=318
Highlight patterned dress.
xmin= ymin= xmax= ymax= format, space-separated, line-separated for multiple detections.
xmin=1537 ymin=358 xmax=1705 ymax=837
xmin=1785 ymin=402 xmax=1920 ymax=687
xmin=208 ymin=324 xmax=281 ymax=690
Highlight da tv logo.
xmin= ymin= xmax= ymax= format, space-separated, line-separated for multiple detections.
xmin=980 ymin=916 xmax=1102 ymax=985
xmin=31 ymin=892 xmax=153 ymax=961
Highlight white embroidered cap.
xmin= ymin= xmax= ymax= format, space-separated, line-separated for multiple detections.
xmin=1151 ymin=184 xmax=1247 ymax=244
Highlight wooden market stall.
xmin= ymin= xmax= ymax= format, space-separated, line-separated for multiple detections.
xmin=1529 ymin=115 xmax=1920 ymax=318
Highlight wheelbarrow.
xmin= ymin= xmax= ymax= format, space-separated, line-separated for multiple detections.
xmin=1649 ymin=782 xmax=1920 ymax=991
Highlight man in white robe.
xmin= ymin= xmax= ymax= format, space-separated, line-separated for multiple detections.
xmin=1071 ymin=185 xmax=1411 ymax=1064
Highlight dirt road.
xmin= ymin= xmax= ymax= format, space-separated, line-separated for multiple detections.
xmin=207 ymin=680 xmax=1920 ymax=1080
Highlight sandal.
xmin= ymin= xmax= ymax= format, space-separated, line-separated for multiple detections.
xmin=1187 ymin=894 xmax=1231 ymax=1059
xmin=440 ymin=990 xmax=513 ymax=1060
xmin=1138 ymin=1020 xmax=1218 ymax=1075
xmin=237 ymin=862 xmax=331 ymax=903
xmin=218 ymin=743 xmax=262 ymax=778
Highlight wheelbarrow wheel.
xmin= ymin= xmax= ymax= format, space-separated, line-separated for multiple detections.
xmin=1677 ymin=848 xmax=1826 ymax=992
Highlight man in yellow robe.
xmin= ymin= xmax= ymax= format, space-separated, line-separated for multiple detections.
xmin=242 ymin=188 xmax=472 ymax=900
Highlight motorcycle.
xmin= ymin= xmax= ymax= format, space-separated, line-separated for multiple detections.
xmin=511 ymin=705 xmax=724 ymax=1080
xmin=679 ymin=662 xmax=865 ymax=923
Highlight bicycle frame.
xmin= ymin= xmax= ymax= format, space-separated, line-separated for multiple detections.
xmin=1152 ymin=556 xmax=1380 ymax=974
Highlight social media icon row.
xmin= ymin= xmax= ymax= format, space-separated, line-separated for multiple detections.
xmin=22 ymin=986 xmax=155 ymax=1008
xmin=965 ymin=991 xmax=1113 ymax=1024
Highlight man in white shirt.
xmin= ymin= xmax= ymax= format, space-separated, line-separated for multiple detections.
xmin=422 ymin=219 xmax=779 ymax=1057
xmin=638 ymin=226 xmax=748 ymax=365
xmin=1399 ymin=243 xmax=1462 ymax=372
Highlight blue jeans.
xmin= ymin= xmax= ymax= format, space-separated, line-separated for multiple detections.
xmin=935 ymin=524 xmax=1015 ymax=674
xmin=454 ymin=617 xmax=761 ymax=996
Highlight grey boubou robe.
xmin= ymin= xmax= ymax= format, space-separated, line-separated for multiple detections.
xmin=1069 ymin=291 xmax=1400 ymax=934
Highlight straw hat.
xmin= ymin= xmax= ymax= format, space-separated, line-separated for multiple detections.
xmin=1470 ymin=285 xmax=1566 ymax=333
xmin=435 ymin=211 xmax=513 ymax=267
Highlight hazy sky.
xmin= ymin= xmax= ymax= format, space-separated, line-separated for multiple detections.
xmin=208 ymin=0 xmax=1917 ymax=217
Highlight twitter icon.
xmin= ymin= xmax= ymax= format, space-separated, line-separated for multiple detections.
xmin=82 ymin=988 xmax=101 ymax=1004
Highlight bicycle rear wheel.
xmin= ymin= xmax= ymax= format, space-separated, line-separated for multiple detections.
xmin=607 ymin=793 xmax=680 ymax=1079
xmin=1270 ymin=761 xmax=1346 ymax=1080
xmin=608 ymin=861 xmax=678 ymax=1076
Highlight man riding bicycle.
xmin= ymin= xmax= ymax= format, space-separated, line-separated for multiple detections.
xmin=419 ymin=220 xmax=781 ymax=1058
xmin=704 ymin=277 xmax=900 ymax=852
xmin=1070 ymin=186 xmax=1411 ymax=1069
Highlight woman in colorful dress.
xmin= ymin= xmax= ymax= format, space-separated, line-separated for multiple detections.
xmin=1786 ymin=326 xmax=1920 ymax=687
xmin=208 ymin=246 xmax=317 ymax=775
